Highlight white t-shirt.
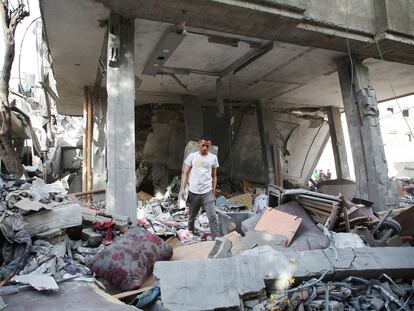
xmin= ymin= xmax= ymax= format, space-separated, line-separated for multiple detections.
xmin=184 ymin=151 xmax=219 ymax=194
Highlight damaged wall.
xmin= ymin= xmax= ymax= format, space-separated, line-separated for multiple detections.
xmin=136 ymin=103 xmax=329 ymax=189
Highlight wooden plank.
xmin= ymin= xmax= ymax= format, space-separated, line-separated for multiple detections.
xmin=113 ymin=286 xmax=153 ymax=300
xmin=325 ymin=205 xmax=339 ymax=230
xmin=254 ymin=208 xmax=302 ymax=246
xmin=297 ymin=199 xmax=335 ymax=212
xmin=72 ymin=188 xmax=106 ymax=197
xmin=342 ymin=205 xmax=351 ymax=232
xmin=301 ymin=205 xmax=331 ymax=216
xmin=297 ymin=195 xmax=338 ymax=206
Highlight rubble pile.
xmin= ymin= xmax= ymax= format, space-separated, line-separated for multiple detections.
xmin=0 ymin=174 xmax=110 ymax=293
xmin=0 ymin=172 xmax=413 ymax=311
xmin=243 ymin=275 xmax=414 ymax=311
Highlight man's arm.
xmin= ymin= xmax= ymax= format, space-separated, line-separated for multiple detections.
xmin=211 ymin=167 xmax=217 ymax=198
xmin=181 ymin=164 xmax=191 ymax=199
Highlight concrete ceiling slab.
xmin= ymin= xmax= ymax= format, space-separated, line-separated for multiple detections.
xmin=41 ymin=0 xmax=414 ymax=115
xmin=164 ymin=33 xmax=252 ymax=72
xmin=42 ymin=0 xmax=109 ymax=115
xmin=263 ymin=49 xmax=341 ymax=84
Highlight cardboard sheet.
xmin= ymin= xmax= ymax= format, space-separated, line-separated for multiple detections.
xmin=254 ymin=208 xmax=302 ymax=246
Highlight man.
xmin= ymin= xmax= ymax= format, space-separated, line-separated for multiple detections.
xmin=181 ymin=137 xmax=220 ymax=239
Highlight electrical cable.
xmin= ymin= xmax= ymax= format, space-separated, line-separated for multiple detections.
xmin=17 ymin=16 xmax=41 ymax=93
xmin=228 ymin=75 xmax=233 ymax=178
xmin=373 ymin=35 xmax=414 ymax=137
xmin=345 ymin=0 xmax=354 ymax=99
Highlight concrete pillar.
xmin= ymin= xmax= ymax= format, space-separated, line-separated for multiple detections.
xmin=106 ymin=14 xmax=136 ymax=220
xmin=337 ymin=57 xmax=392 ymax=211
xmin=183 ymin=95 xmax=203 ymax=143
xmin=82 ymin=87 xmax=93 ymax=201
xmin=256 ymin=103 xmax=275 ymax=184
xmin=91 ymin=87 xmax=107 ymax=198
xmin=326 ymin=106 xmax=350 ymax=180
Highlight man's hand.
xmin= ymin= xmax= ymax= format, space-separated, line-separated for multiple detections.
xmin=181 ymin=191 xmax=186 ymax=202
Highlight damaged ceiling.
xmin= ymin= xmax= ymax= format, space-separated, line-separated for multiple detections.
xmin=41 ymin=0 xmax=414 ymax=116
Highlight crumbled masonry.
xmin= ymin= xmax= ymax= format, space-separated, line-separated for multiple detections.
xmin=0 ymin=171 xmax=413 ymax=311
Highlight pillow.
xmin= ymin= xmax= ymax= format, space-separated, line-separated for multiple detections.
xmin=87 ymin=227 xmax=173 ymax=291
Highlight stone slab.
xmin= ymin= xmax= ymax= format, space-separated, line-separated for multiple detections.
xmin=155 ymin=246 xmax=414 ymax=310
xmin=3 ymin=281 xmax=138 ymax=311
xmin=24 ymin=203 xmax=82 ymax=236
xmin=155 ymin=256 xmax=265 ymax=311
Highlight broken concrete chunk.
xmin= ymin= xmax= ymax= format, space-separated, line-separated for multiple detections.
xmin=333 ymin=232 xmax=366 ymax=248
xmin=369 ymin=297 xmax=384 ymax=310
xmin=208 ymin=239 xmax=232 ymax=259
xmin=3 ymin=281 xmax=138 ymax=310
xmin=23 ymin=203 xmax=82 ymax=236
xmin=14 ymin=198 xmax=52 ymax=212
xmin=81 ymin=228 xmax=104 ymax=247
xmin=242 ymin=230 xmax=287 ymax=251
xmin=155 ymin=246 xmax=414 ymax=311
xmin=155 ymin=255 xmax=265 ymax=311
xmin=12 ymin=274 xmax=58 ymax=291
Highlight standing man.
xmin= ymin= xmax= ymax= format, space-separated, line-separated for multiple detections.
xmin=181 ymin=137 xmax=220 ymax=240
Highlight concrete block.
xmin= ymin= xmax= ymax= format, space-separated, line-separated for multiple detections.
xmin=24 ymin=203 xmax=82 ymax=236
xmin=155 ymin=246 xmax=414 ymax=310
xmin=242 ymin=230 xmax=286 ymax=251
xmin=81 ymin=228 xmax=104 ymax=247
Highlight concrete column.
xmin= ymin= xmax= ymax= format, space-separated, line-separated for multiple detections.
xmin=326 ymin=106 xmax=350 ymax=180
xmin=106 ymin=14 xmax=136 ymax=220
xmin=256 ymin=102 xmax=275 ymax=184
xmin=183 ymin=95 xmax=203 ymax=143
xmin=91 ymin=87 xmax=107 ymax=197
xmin=337 ymin=57 xmax=392 ymax=211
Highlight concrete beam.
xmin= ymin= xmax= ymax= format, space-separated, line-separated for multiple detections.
xmin=154 ymin=246 xmax=414 ymax=311
xmin=183 ymin=95 xmax=203 ymax=143
xmin=326 ymin=106 xmax=350 ymax=180
xmin=91 ymin=88 xmax=107 ymax=198
xmin=337 ymin=57 xmax=394 ymax=211
xmin=106 ymin=14 xmax=137 ymax=221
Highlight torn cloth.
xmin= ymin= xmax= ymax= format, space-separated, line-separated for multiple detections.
xmin=0 ymin=213 xmax=32 ymax=280
xmin=94 ymin=221 xmax=115 ymax=245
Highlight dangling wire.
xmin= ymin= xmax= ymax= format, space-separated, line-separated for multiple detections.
xmin=372 ymin=35 xmax=414 ymax=137
xmin=345 ymin=0 xmax=354 ymax=100
xmin=18 ymin=16 xmax=41 ymax=93
xmin=228 ymin=75 xmax=234 ymax=178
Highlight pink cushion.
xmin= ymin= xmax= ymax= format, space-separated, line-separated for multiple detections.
xmin=87 ymin=227 xmax=173 ymax=291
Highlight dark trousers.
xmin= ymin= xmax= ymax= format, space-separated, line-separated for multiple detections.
xmin=187 ymin=191 xmax=220 ymax=240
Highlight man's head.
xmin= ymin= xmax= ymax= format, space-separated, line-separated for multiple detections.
xmin=198 ymin=136 xmax=212 ymax=155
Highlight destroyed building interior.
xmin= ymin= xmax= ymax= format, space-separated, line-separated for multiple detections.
xmin=0 ymin=0 xmax=414 ymax=310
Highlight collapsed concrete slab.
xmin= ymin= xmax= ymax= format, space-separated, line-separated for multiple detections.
xmin=3 ymin=281 xmax=138 ymax=311
xmin=154 ymin=246 xmax=414 ymax=311
xmin=23 ymin=203 xmax=82 ymax=236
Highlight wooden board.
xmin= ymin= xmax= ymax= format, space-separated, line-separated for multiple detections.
xmin=218 ymin=231 xmax=243 ymax=256
xmin=254 ymin=208 xmax=302 ymax=246
xmin=171 ymin=241 xmax=215 ymax=261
